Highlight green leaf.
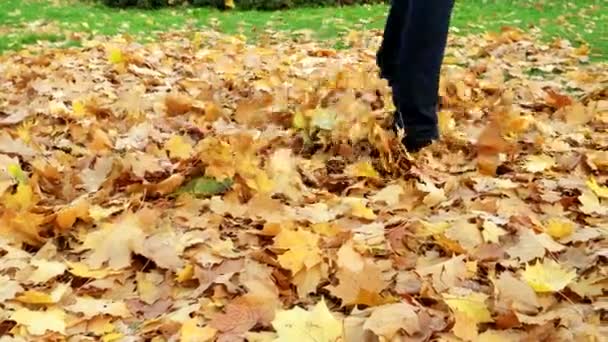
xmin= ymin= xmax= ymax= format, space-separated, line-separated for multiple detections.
xmin=177 ymin=177 xmax=233 ymax=197
xmin=8 ymin=164 xmax=28 ymax=184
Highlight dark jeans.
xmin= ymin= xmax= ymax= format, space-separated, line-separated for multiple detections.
xmin=377 ymin=0 xmax=455 ymax=144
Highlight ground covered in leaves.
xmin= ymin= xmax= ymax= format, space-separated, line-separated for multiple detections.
xmin=0 ymin=27 xmax=607 ymax=341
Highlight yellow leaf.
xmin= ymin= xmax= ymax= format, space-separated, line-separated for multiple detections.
xmin=482 ymin=221 xmax=507 ymax=243
xmin=578 ymin=190 xmax=607 ymax=215
xmin=274 ymin=228 xmax=322 ymax=274
xmin=521 ymin=259 xmax=576 ymax=293
xmin=67 ymin=261 xmax=121 ymax=279
xmin=587 ymin=177 xmax=608 ymax=198
xmin=524 ymin=154 xmax=555 ymax=173
xmin=176 ymin=263 xmax=195 ymax=282
xmin=107 ymin=47 xmax=124 ymax=64
xmin=16 ymin=284 xmax=68 ymax=304
xmin=180 ymin=318 xmax=217 ymax=342
xmin=452 ymin=310 xmax=478 ymax=341
xmin=28 ymin=259 xmax=67 ymax=284
xmin=72 ymin=100 xmax=87 ymax=117
xmin=3 ymin=182 xmax=34 ymax=210
xmin=348 ymin=161 xmax=380 ymax=179
xmin=293 ymin=264 xmax=324 ymax=298
xmin=292 ymin=111 xmax=308 ymax=129
xmin=346 ymin=198 xmax=376 ymax=220
xmin=416 ymin=220 xmax=450 ymax=237
xmin=224 ymin=0 xmax=235 ymax=8
xmin=10 ymin=308 xmax=66 ymax=335
xmin=443 ymin=290 xmax=493 ymax=324
xmin=165 ymin=136 xmax=194 ymax=160
xmin=136 ymin=272 xmax=162 ymax=305
xmin=102 ymin=333 xmax=124 ymax=342
xmin=272 ymin=299 xmax=342 ymax=342
xmin=311 ymin=222 xmax=341 ymax=237
xmin=544 ymin=218 xmax=575 ymax=239
xmin=66 ymin=296 xmax=131 ymax=318
xmin=81 ymin=214 xmax=145 ymax=270
xmin=438 ymin=110 xmax=456 ymax=135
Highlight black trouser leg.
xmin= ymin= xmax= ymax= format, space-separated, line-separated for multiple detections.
xmin=377 ymin=0 xmax=410 ymax=86
xmin=387 ymin=0 xmax=455 ymax=148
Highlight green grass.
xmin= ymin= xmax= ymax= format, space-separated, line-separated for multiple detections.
xmin=0 ymin=0 xmax=606 ymax=60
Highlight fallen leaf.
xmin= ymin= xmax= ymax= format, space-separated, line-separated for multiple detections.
xmin=524 ymin=155 xmax=556 ymax=173
xmin=495 ymin=271 xmax=540 ymax=313
xmin=0 ymin=275 xmax=23 ymax=302
xmin=587 ymin=177 xmax=608 ymax=198
xmin=66 ymin=296 xmax=131 ymax=318
xmin=81 ymin=213 xmax=145 ymax=270
xmin=363 ymin=302 xmax=420 ymax=338
xmin=180 ymin=318 xmax=217 ymax=342
xmin=370 ymin=184 xmax=403 ymax=206
xmin=544 ymin=218 xmax=575 ymax=239
xmin=482 ymin=221 xmax=507 ymax=243
xmin=27 ymin=259 xmax=67 ymax=284
xmin=80 ymin=157 xmax=113 ymax=192
xmin=443 ymin=289 xmax=493 ymax=325
xmin=272 ymin=299 xmax=342 ymax=342
xmin=521 ymin=259 xmax=576 ymax=293
xmin=273 ymin=228 xmax=322 ymax=274
xmin=10 ymin=308 xmax=66 ymax=335
xmin=165 ymin=135 xmax=194 ymax=160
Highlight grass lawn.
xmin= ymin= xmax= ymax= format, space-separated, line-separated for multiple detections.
xmin=0 ymin=0 xmax=606 ymax=60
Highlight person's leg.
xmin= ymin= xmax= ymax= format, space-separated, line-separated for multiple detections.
xmin=377 ymin=0 xmax=411 ymax=86
xmin=392 ymin=0 xmax=455 ymax=152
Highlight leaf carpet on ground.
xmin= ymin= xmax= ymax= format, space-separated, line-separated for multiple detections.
xmin=0 ymin=27 xmax=607 ymax=340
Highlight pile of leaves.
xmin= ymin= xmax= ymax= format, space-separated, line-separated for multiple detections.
xmin=0 ymin=26 xmax=607 ymax=341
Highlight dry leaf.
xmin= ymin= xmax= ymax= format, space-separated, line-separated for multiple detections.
xmin=521 ymin=259 xmax=576 ymax=293
xmin=363 ymin=302 xmax=420 ymax=338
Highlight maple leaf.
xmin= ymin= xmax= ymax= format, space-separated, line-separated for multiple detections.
xmin=578 ymin=190 xmax=608 ymax=215
xmin=165 ymin=135 xmax=194 ymax=160
xmin=16 ymin=283 xmax=69 ymax=304
xmin=370 ymin=184 xmax=404 ymax=206
xmin=66 ymin=296 xmax=132 ymax=318
xmin=180 ymin=318 xmax=217 ymax=342
xmin=27 ymin=259 xmax=67 ymax=284
xmin=568 ymin=273 xmax=607 ymax=299
xmin=443 ymin=289 xmax=493 ymax=325
xmin=495 ymin=271 xmax=540 ymax=314
xmin=10 ymin=308 xmax=66 ymax=335
xmin=165 ymin=93 xmax=193 ymax=116
xmin=55 ymin=196 xmax=90 ymax=230
xmin=141 ymin=229 xmax=185 ymax=271
xmin=587 ymin=177 xmax=608 ymax=198
xmin=273 ymin=228 xmax=322 ymax=274
xmin=544 ymin=218 xmax=575 ymax=239
xmin=524 ymin=155 xmax=556 ymax=173
xmin=267 ymin=148 xmax=305 ymax=201
xmin=0 ymin=274 xmax=23 ymax=302
xmin=327 ymin=259 xmax=388 ymax=307
xmin=521 ymin=259 xmax=577 ymax=293
xmin=178 ymin=176 xmax=233 ymax=197
xmin=482 ymin=221 xmax=507 ymax=243
xmin=363 ymin=302 xmax=420 ymax=338
xmin=80 ymin=213 xmax=145 ymax=270
xmin=271 ymin=299 xmax=342 ymax=342
xmin=80 ymin=157 xmax=113 ymax=193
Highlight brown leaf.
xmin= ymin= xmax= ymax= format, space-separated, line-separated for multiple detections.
xmin=165 ymin=93 xmax=193 ymax=116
